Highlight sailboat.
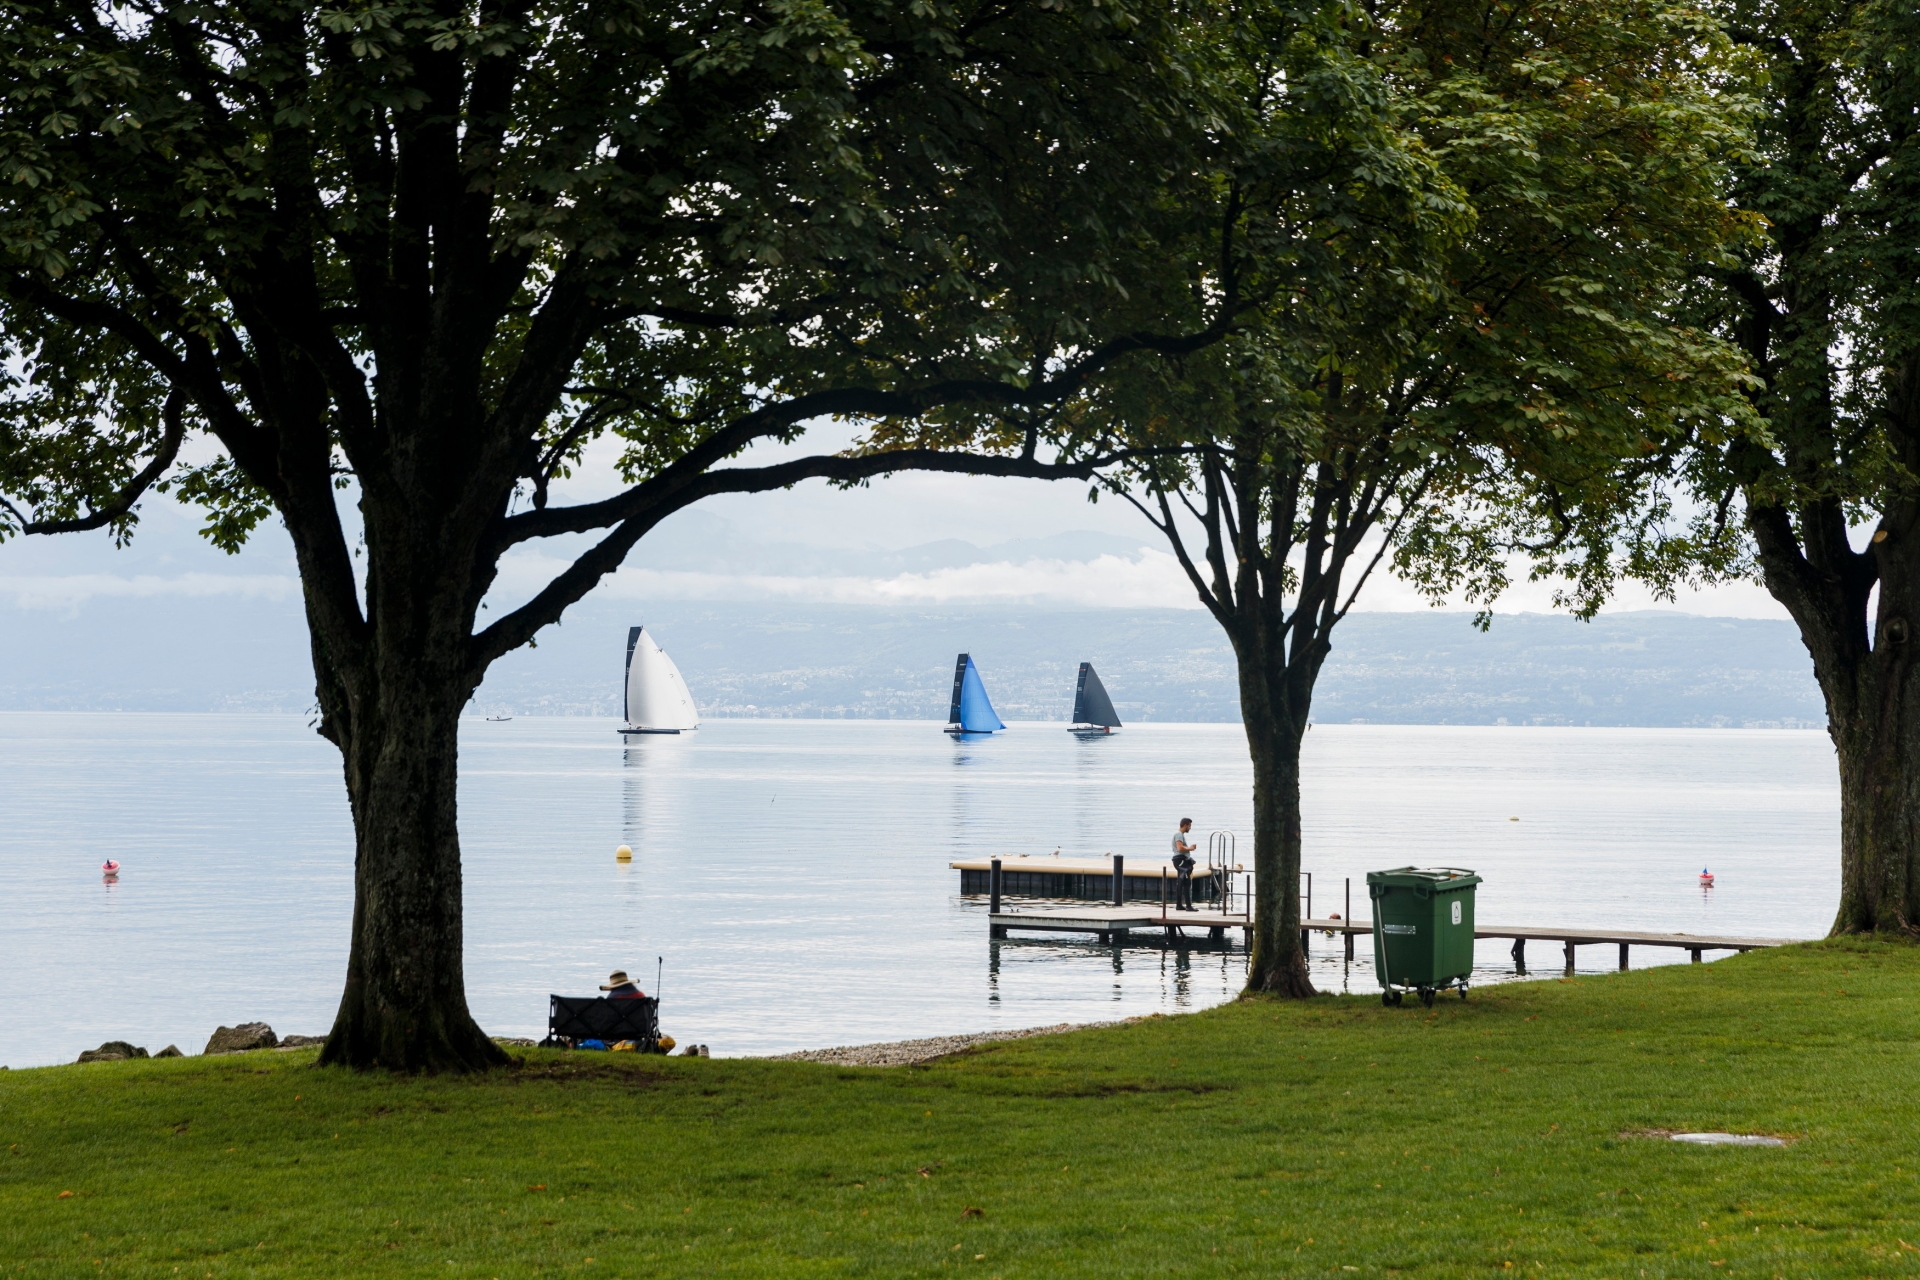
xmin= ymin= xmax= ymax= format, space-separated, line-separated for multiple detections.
xmin=1068 ymin=661 xmax=1122 ymax=735
xmin=944 ymin=653 xmax=1006 ymax=735
xmin=619 ymin=626 xmax=700 ymax=743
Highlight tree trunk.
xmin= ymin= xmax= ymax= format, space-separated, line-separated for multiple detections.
xmin=1746 ymin=495 xmax=1920 ymax=938
xmin=1819 ymin=568 xmax=1920 ymax=937
xmin=299 ymin=480 xmax=511 ymax=1072
xmin=315 ymin=656 xmax=509 ymax=1071
xmin=310 ymin=655 xmax=506 ymax=1071
xmin=1241 ymin=665 xmax=1316 ymax=996
xmin=1831 ymin=703 xmax=1920 ymax=935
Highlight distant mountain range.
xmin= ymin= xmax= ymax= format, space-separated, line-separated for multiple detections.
xmin=0 ymin=586 xmax=1825 ymax=728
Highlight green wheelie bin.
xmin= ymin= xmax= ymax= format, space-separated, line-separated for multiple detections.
xmin=1368 ymin=867 xmax=1481 ymax=1007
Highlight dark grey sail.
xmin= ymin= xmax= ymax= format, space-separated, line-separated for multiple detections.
xmin=1070 ymin=662 xmax=1121 ymax=729
xmin=624 ymin=625 xmax=644 ymax=724
xmin=947 ymin=653 xmax=969 ymax=726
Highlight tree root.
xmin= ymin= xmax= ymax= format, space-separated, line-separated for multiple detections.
xmin=1245 ymin=949 xmax=1318 ymax=998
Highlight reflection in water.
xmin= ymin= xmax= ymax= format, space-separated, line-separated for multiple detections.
xmin=983 ymin=928 xmax=1250 ymax=1013
xmin=950 ymin=738 xmax=981 ymax=864
xmin=1165 ymin=946 xmax=1189 ymax=1005
xmin=949 ymin=735 xmax=997 ymax=763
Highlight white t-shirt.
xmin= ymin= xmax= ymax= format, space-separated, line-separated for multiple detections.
xmin=1172 ymin=831 xmax=1193 ymax=859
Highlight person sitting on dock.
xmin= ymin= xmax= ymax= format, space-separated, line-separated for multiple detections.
xmin=599 ymin=970 xmax=645 ymax=999
xmin=1171 ymin=818 xmax=1198 ymax=912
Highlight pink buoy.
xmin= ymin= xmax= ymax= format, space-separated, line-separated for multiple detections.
xmin=1698 ymin=867 xmax=1714 ymax=888
xmin=101 ymin=859 xmax=120 ymax=875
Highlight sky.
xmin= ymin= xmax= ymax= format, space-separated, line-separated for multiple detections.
xmin=0 ymin=424 xmax=1792 ymax=619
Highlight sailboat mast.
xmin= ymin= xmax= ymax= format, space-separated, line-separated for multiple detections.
xmin=948 ymin=654 xmax=970 ymax=727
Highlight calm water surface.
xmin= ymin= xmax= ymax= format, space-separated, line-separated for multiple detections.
xmin=0 ymin=715 xmax=1839 ymax=1068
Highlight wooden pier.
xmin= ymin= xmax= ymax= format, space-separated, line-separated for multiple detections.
xmin=953 ymin=855 xmax=1227 ymax=903
xmin=989 ymin=904 xmax=1252 ymax=943
xmin=986 ymin=907 xmax=1800 ymax=969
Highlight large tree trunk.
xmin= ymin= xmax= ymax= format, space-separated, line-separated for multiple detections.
xmin=1746 ymin=492 xmax=1920 ymax=938
xmin=297 ymin=471 xmax=512 ymax=1071
xmin=1810 ymin=549 xmax=1920 ymax=937
xmin=1239 ymin=652 xmax=1316 ymax=996
xmin=1831 ymin=689 xmax=1920 ymax=935
xmin=315 ymin=653 xmax=509 ymax=1071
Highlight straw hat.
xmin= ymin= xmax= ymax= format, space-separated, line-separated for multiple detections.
xmin=599 ymin=970 xmax=633 ymax=990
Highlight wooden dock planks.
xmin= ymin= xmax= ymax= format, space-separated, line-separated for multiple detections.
xmin=984 ymin=908 xmax=1802 ymax=965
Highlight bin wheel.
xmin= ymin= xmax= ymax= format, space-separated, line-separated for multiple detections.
xmin=1459 ymin=984 xmax=1469 ymax=1000
xmin=1419 ymin=986 xmax=1436 ymax=1008
xmin=1382 ymin=990 xmax=1403 ymax=1007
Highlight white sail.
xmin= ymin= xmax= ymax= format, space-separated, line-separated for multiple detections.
xmin=621 ymin=626 xmax=700 ymax=735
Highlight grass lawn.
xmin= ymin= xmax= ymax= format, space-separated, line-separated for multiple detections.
xmin=4 ymin=939 xmax=1918 ymax=1278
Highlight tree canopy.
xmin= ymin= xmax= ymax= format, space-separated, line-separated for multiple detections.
xmin=0 ymin=0 xmax=1373 ymax=1068
xmin=1066 ymin=0 xmax=1759 ymax=992
xmin=1677 ymin=0 xmax=1920 ymax=933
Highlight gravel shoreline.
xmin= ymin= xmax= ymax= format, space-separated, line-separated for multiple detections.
xmin=763 ymin=1019 xmax=1130 ymax=1067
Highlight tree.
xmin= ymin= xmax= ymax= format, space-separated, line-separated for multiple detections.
xmin=0 ymin=0 xmax=1256 ymax=1069
xmin=1683 ymin=0 xmax=1920 ymax=934
xmin=1085 ymin=0 xmax=1757 ymax=994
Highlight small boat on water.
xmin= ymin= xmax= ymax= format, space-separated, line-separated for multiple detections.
xmin=1068 ymin=661 xmax=1121 ymax=736
xmin=620 ymin=626 xmax=700 ymax=744
xmin=486 ymin=715 xmax=513 ymax=722
xmin=945 ymin=653 xmax=1006 ymax=736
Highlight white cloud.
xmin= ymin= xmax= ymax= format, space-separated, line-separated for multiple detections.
xmin=1351 ymin=562 xmax=1790 ymax=619
xmin=494 ymin=540 xmax=1792 ymax=619
xmin=3 ymin=539 xmax=1787 ymax=622
xmin=0 ymin=572 xmax=301 ymax=611
xmin=497 ymin=547 xmax=1204 ymax=609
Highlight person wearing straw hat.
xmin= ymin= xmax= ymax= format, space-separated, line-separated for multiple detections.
xmin=600 ymin=969 xmax=645 ymax=999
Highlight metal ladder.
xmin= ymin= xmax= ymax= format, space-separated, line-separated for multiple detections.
xmin=1208 ymin=830 xmax=1237 ymax=912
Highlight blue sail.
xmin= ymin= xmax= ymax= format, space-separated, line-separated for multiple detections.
xmin=947 ymin=653 xmax=1006 ymax=733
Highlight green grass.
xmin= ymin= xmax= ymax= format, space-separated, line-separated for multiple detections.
xmin=4 ymin=941 xmax=1919 ymax=1278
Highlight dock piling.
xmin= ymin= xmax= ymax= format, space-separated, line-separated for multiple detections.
xmin=1618 ymin=942 xmax=1629 ymax=971
xmin=1691 ymin=947 xmax=1703 ymax=963
xmin=1112 ymin=855 xmax=1124 ymax=907
xmin=1344 ymin=878 xmax=1354 ymax=961
xmin=1563 ymin=939 xmax=1576 ymax=975
xmin=989 ymin=859 xmax=1005 ymax=938
xmin=1511 ymin=937 xmax=1527 ymax=974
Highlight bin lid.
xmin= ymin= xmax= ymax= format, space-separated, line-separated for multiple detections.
xmin=1366 ymin=866 xmax=1482 ymax=889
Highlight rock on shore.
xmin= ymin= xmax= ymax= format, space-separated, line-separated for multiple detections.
xmin=76 ymin=1041 xmax=149 ymax=1063
xmin=204 ymin=1023 xmax=278 ymax=1055
xmin=766 ymin=1020 xmax=1123 ymax=1067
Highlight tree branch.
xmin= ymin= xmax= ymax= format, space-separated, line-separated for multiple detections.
xmin=468 ymin=444 xmax=1143 ymax=672
xmin=16 ymin=389 xmax=188 ymax=535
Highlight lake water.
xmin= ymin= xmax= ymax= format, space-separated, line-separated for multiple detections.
xmin=0 ymin=715 xmax=1840 ymax=1069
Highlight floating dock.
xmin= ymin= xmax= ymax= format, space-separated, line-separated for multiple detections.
xmin=986 ymin=907 xmax=1800 ymax=968
xmin=952 ymin=855 xmax=1230 ymax=903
